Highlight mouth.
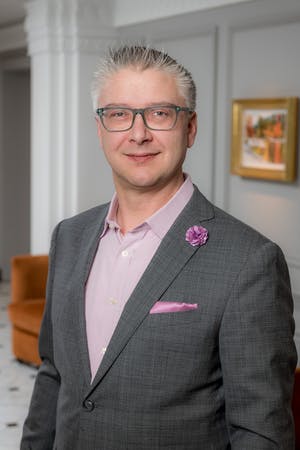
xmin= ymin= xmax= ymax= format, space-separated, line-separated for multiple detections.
xmin=124 ymin=152 xmax=160 ymax=163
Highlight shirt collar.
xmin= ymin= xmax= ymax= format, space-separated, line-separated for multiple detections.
xmin=100 ymin=194 xmax=120 ymax=237
xmin=146 ymin=175 xmax=194 ymax=239
xmin=101 ymin=174 xmax=194 ymax=240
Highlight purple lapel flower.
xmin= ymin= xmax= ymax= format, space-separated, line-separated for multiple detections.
xmin=185 ymin=225 xmax=208 ymax=247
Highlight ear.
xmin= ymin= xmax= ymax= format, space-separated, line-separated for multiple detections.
xmin=187 ymin=112 xmax=197 ymax=148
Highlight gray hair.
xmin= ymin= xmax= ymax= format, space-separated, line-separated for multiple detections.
xmin=91 ymin=45 xmax=196 ymax=111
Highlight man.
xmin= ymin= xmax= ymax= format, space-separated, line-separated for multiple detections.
xmin=21 ymin=45 xmax=297 ymax=449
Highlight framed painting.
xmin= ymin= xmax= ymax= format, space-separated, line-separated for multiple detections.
xmin=231 ymin=97 xmax=298 ymax=182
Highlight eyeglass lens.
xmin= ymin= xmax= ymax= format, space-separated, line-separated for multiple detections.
xmin=101 ymin=106 xmax=178 ymax=131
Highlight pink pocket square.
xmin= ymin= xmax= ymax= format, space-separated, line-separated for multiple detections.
xmin=150 ymin=301 xmax=198 ymax=314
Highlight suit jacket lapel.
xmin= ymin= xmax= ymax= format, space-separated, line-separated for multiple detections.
xmin=74 ymin=206 xmax=109 ymax=386
xmin=88 ymin=187 xmax=215 ymax=393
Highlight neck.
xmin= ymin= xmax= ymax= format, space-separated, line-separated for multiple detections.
xmin=115 ymin=176 xmax=185 ymax=234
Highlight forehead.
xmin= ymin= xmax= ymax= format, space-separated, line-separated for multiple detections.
xmin=99 ymin=67 xmax=184 ymax=107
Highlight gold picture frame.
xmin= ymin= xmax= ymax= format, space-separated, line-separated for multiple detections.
xmin=231 ymin=97 xmax=298 ymax=182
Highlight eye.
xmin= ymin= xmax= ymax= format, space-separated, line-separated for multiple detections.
xmin=106 ymin=109 xmax=130 ymax=120
xmin=152 ymin=108 xmax=170 ymax=117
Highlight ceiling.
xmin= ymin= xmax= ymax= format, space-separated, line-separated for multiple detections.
xmin=0 ymin=0 xmax=26 ymax=28
xmin=0 ymin=0 xmax=254 ymax=29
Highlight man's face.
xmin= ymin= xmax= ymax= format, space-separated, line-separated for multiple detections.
xmin=96 ymin=67 xmax=197 ymax=193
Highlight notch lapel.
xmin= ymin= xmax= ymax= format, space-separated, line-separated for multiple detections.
xmin=72 ymin=207 xmax=108 ymax=387
xmin=88 ymin=188 xmax=214 ymax=393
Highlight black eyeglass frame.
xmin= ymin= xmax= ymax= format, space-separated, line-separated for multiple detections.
xmin=95 ymin=104 xmax=194 ymax=132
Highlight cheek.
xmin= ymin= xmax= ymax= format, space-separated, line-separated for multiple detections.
xmin=100 ymin=133 xmax=123 ymax=154
xmin=168 ymin=131 xmax=189 ymax=153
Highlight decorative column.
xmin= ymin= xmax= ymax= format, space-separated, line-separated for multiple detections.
xmin=25 ymin=0 xmax=117 ymax=253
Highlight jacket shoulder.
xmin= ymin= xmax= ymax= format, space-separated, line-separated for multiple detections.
xmin=192 ymin=187 xmax=271 ymax=249
xmin=213 ymin=204 xmax=271 ymax=247
xmin=58 ymin=203 xmax=109 ymax=233
xmin=190 ymin=189 xmax=282 ymax=272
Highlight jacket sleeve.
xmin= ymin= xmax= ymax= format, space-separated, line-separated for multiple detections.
xmin=219 ymin=241 xmax=297 ymax=449
xmin=20 ymin=223 xmax=61 ymax=450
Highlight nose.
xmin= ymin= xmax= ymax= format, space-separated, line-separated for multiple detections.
xmin=129 ymin=112 xmax=152 ymax=145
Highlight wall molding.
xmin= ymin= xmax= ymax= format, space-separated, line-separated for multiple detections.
xmin=25 ymin=0 xmax=116 ymax=56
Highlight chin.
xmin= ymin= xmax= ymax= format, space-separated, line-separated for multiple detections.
xmin=124 ymin=175 xmax=161 ymax=190
xmin=131 ymin=179 xmax=158 ymax=189
xmin=120 ymin=170 xmax=158 ymax=187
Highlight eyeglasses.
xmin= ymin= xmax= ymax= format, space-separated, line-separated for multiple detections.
xmin=95 ymin=104 xmax=193 ymax=132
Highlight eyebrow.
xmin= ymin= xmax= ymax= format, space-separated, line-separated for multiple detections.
xmin=101 ymin=102 xmax=179 ymax=108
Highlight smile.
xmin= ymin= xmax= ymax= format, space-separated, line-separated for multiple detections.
xmin=125 ymin=153 xmax=160 ymax=163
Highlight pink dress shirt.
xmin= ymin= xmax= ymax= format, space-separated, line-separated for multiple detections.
xmin=85 ymin=175 xmax=194 ymax=381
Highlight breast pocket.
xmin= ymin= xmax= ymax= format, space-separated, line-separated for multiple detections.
xmin=122 ymin=309 xmax=220 ymax=395
xmin=139 ymin=308 xmax=219 ymax=358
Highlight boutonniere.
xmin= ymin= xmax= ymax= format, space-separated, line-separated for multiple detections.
xmin=185 ymin=225 xmax=208 ymax=247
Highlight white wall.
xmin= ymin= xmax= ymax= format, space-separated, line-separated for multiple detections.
xmin=228 ymin=19 xmax=300 ymax=355
xmin=230 ymin=21 xmax=300 ymax=296
xmin=76 ymin=53 xmax=115 ymax=212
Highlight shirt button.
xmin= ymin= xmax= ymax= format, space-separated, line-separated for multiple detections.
xmin=121 ymin=250 xmax=129 ymax=257
xmin=83 ymin=399 xmax=95 ymax=411
xmin=109 ymin=297 xmax=117 ymax=305
xmin=108 ymin=223 xmax=115 ymax=229
xmin=101 ymin=347 xmax=106 ymax=355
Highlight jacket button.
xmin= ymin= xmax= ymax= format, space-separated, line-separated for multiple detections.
xmin=83 ymin=399 xmax=95 ymax=411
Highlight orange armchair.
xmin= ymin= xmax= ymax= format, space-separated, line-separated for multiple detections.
xmin=7 ymin=254 xmax=48 ymax=366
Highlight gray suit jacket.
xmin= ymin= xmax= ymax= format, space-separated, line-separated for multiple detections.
xmin=21 ymin=187 xmax=297 ymax=449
